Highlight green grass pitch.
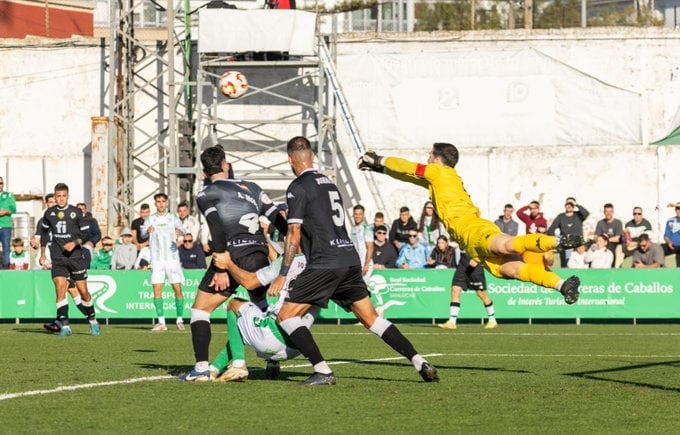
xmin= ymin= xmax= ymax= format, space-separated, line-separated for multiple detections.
xmin=1 ymin=323 xmax=679 ymax=433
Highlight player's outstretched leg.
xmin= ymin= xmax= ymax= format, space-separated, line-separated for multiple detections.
xmin=353 ymin=298 xmax=439 ymax=383
xmin=560 ymin=276 xmax=580 ymax=304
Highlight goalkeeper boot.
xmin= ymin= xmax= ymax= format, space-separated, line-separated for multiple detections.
xmin=301 ymin=372 xmax=336 ymax=386
xmin=558 ymin=234 xmax=585 ymax=250
xmin=560 ymin=275 xmax=581 ymax=305
xmin=419 ymin=362 xmax=440 ymax=383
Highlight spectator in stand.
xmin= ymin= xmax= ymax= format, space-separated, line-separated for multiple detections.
xmin=9 ymin=238 xmax=30 ymax=270
xmin=177 ymin=202 xmax=201 ymax=244
xmin=566 ymin=244 xmax=589 ymax=269
xmin=0 ymin=175 xmax=17 ymax=269
xmin=427 ymin=235 xmax=457 ymax=269
xmin=494 ymin=203 xmax=518 ymax=236
xmin=395 ymin=230 xmax=429 ymax=269
xmin=179 ymin=233 xmax=206 ymax=269
xmin=31 ymin=193 xmax=56 ymax=251
xmin=90 ymin=236 xmax=115 ymax=270
xmin=623 ymin=206 xmax=652 ymax=257
xmin=370 ymin=211 xmax=390 ymax=237
xmin=350 ymin=204 xmax=374 ymax=283
xmin=76 ymin=203 xmax=102 ymax=265
xmin=131 ymin=203 xmax=151 ymax=251
xmin=110 ymin=228 xmax=138 ymax=270
xmin=662 ymin=202 xmax=680 ymax=267
xmin=389 ymin=206 xmax=418 ymax=251
xmin=417 ymin=201 xmax=446 ymax=255
xmin=516 ymin=200 xmax=547 ymax=235
xmin=584 ymin=234 xmax=614 ymax=269
xmin=372 ymin=224 xmax=397 ymax=269
xmin=548 ymin=197 xmax=589 ymax=268
xmin=594 ymin=203 xmax=624 ymax=268
xmin=631 ymin=234 xmax=665 ymax=268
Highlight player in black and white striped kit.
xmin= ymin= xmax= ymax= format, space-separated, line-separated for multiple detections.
xmin=182 ymin=146 xmax=288 ymax=382
xmin=267 ymin=136 xmax=439 ymax=386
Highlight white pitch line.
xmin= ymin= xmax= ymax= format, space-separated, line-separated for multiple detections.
xmin=0 ymin=375 xmax=173 ymax=402
xmin=0 ymin=354 xmax=445 ymax=402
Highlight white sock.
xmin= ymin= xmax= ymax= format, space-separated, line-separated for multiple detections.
xmin=231 ymin=359 xmax=246 ymax=368
xmin=158 ymin=316 xmax=166 ymax=325
xmin=411 ymin=354 xmax=425 ymax=371
xmin=195 ymin=361 xmax=209 ymax=372
xmin=556 ymin=280 xmax=565 ymax=291
xmin=176 ymin=318 xmax=184 ymax=324
xmin=313 ymin=362 xmax=332 ymax=374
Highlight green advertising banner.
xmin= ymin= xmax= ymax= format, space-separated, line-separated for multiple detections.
xmin=0 ymin=268 xmax=678 ymax=320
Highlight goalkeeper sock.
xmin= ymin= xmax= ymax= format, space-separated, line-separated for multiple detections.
xmin=518 ymin=263 xmax=560 ymax=290
xmin=511 ymin=234 xmax=557 ymax=254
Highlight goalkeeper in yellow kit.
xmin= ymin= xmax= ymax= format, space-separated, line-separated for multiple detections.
xmin=358 ymin=143 xmax=582 ymax=304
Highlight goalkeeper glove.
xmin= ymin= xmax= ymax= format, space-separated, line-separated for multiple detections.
xmin=357 ymin=151 xmax=385 ymax=172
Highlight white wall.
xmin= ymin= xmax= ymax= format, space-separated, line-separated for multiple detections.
xmin=1 ymin=28 xmax=680 ymax=241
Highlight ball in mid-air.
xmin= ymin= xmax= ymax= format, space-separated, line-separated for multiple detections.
xmin=219 ymin=71 xmax=248 ymax=99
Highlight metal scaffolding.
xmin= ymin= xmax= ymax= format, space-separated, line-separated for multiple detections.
xmin=106 ymin=4 xmax=382 ymax=233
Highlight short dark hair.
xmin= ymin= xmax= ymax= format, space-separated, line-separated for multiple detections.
xmin=54 ymin=182 xmax=69 ymax=193
xmin=12 ymin=238 xmax=23 ymax=246
xmin=44 ymin=193 xmax=54 ymax=202
xmin=399 ymin=206 xmax=410 ymax=213
xmin=200 ymin=146 xmax=227 ymax=176
xmin=76 ymin=202 xmax=86 ymax=208
xmin=437 ymin=234 xmax=449 ymax=242
xmin=353 ymin=204 xmax=365 ymax=212
xmin=504 ymin=203 xmax=514 ymax=209
xmin=177 ymin=202 xmax=189 ymax=209
xmin=604 ymin=203 xmax=614 ymax=209
xmin=530 ymin=200 xmax=540 ymax=207
xmin=431 ymin=142 xmax=459 ymax=168
xmin=287 ymin=136 xmax=311 ymax=155
xmin=153 ymin=193 xmax=168 ymax=201
xmin=599 ymin=233 xmax=610 ymax=242
xmin=375 ymin=211 xmax=384 ymax=219
xmin=374 ymin=225 xmax=387 ymax=233
xmin=140 ymin=203 xmax=150 ymax=211
xmin=638 ymin=233 xmax=650 ymax=242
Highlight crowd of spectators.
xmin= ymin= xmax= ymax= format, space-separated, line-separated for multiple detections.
xmin=0 ymin=191 xmax=212 ymax=273
xmin=363 ymin=198 xmax=680 ymax=271
xmin=0 ymin=172 xmax=678 ymax=272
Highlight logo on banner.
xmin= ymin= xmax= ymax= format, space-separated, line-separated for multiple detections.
xmin=367 ymin=275 xmax=406 ymax=316
xmin=87 ymin=275 xmax=118 ymax=313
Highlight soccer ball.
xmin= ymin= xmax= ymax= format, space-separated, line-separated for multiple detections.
xmin=218 ymin=71 xmax=248 ymax=99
